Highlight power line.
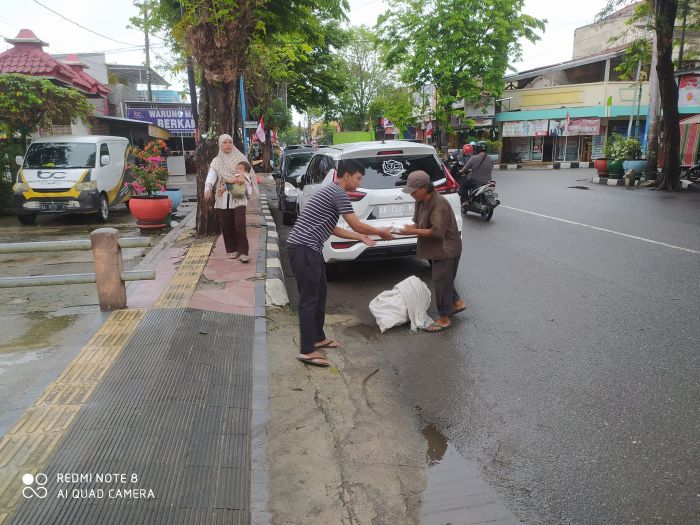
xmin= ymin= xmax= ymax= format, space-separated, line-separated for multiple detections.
xmin=31 ymin=0 xmax=140 ymax=46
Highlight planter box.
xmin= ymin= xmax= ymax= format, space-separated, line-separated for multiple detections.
xmin=607 ymin=159 xmax=625 ymax=178
xmin=623 ymin=160 xmax=647 ymax=178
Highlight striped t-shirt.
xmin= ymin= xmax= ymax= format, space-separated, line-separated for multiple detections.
xmin=287 ymin=183 xmax=354 ymax=252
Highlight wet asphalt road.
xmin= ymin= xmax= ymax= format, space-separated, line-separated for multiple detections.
xmin=270 ymin=170 xmax=700 ymax=524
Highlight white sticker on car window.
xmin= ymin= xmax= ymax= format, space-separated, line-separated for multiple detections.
xmin=382 ymin=160 xmax=406 ymax=177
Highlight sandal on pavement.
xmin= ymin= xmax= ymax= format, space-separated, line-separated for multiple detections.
xmin=228 ymin=252 xmax=240 ymax=259
xmin=315 ymin=339 xmax=340 ymax=349
xmin=297 ymin=354 xmax=331 ymax=367
xmin=452 ymin=304 xmax=468 ymax=315
xmin=425 ymin=322 xmax=451 ymax=333
xmin=240 ymin=255 xmax=250 ymax=263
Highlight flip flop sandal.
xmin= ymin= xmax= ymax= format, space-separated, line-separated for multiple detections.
xmin=315 ymin=340 xmax=340 ymax=349
xmin=452 ymin=305 xmax=468 ymax=314
xmin=296 ymin=354 xmax=331 ymax=367
xmin=425 ymin=322 xmax=450 ymax=333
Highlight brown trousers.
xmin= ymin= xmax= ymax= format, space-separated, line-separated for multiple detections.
xmin=217 ymin=206 xmax=248 ymax=256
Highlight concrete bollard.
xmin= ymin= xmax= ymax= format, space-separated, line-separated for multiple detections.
xmin=91 ymin=228 xmax=126 ymax=311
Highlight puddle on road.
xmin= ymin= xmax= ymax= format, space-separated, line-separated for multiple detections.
xmin=0 ymin=348 xmax=48 ymax=374
xmin=421 ymin=423 xmax=521 ymax=525
xmin=0 ymin=312 xmax=80 ymax=352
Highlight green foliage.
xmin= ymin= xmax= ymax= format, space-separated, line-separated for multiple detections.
xmin=0 ymin=74 xmax=95 ymax=143
xmin=377 ymin=0 xmax=545 ymax=132
xmin=252 ymin=99 xmax=293 ymax=133
xmin=367 ymin=86 xmax=416 ymax=133
xmin=603 ymin=134 xmax=642 ymax=160
xmin=332 ymin=26 xmax=387 ymax=131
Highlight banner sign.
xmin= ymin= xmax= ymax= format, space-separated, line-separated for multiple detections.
xmin=126 ymin=107 xmax=195 ymax=135
xmin=550 ymin=118 xmax=601 ymax=136
xmin=502 ymin=119 xmax=548 ymax=137
xmin=679 ymin=75 xmax=700 ymax=107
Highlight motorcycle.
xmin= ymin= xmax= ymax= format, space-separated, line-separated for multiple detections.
xmin=460 ymin=179 xmax=500 ymax=221
xmin=682 ymin=162 xmax=700 ymax=183
xmin=447 ymin=151 xmax=470 ymax=180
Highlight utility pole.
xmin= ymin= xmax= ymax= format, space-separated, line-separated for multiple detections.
xmin=143 ymin=6 xmax=152 ymax=102
xmin=644 ymin=30 xmax=661 ymax=180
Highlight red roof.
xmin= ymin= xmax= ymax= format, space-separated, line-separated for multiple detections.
xmin=63 ymin=54 xmax=109 ymax=96
xmin=0 ymin=29 xmax=105 ymax=95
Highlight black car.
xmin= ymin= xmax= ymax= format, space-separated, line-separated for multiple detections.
xmin=273 ymin=148 xmax=314 ymax=225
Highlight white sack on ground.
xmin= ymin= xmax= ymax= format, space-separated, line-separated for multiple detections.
xmin=369 ymin=276 xmax=433 ymax=333
xmin=395 ymin=276 xmax=434 ymax=331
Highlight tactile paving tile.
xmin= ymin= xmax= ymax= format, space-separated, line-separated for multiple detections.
xmin=0 ymin=309 xmax=145 ymax=524
xmin=155 ymin=243 xmax=213 ymax=309
xmin=8 ymin=308 xmax=254 ymax=525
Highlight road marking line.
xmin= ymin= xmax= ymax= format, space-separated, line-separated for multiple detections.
xmin=501 ymin=205 xmax=700 ymax=255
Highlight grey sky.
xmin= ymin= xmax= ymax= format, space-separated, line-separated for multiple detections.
xmin=1 ymin=0 xmax=612 ymax=96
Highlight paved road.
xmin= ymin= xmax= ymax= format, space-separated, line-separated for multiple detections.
xmin=271 ymin=170 xmax=700 ymax=524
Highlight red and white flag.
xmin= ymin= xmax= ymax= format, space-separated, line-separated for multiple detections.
xmin=256 ymin=117 xmax=266 ymax=143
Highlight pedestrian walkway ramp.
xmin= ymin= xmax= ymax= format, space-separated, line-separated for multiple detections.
xmin=5 ymin=308 xmax=253 ymax=525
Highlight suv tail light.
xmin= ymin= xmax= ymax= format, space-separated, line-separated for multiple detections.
xmin=435 ymin=165 xmax=460 ymax=194
xmin=331 ymin=241 xmax=359 ymax=249
xmin=331 ymin=168 xmax=366 ymax=201
xmin=346 ymin=191 xmax=367 ymax=201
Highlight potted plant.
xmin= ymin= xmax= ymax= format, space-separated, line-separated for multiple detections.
xmin=124 ymin=141 xmax=172 ymax=231
xmin=619 ymin=138 xmax=646 ymax=178
xmin=604 ymin=134 xmax=626 ymax=178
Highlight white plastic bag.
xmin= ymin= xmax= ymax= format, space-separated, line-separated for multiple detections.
xmin=369 ymin=288 xmax=409 ymax=333
xmin=369 ymin=276 xmax=433 ymax=333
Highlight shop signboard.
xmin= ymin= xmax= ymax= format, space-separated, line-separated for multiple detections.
xmin=679 ymin=75 xmax=699 ymax=107
xmin=125 ymin=105 xmax=195 ymax=136
xmin=502 ymin=119 xmax=548 ymax=137
xmin=591 ymin=133 xmax=606 ymax=159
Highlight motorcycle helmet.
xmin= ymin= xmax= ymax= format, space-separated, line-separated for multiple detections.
xmin=462 ymin=144 xmax=474 ymax=155
xmin=469 ymin=141 xmax=476 ymax=146
xmin=475 ymin=141 xmax=487 ymax=154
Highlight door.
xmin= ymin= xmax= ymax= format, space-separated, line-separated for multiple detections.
xmin=298 ymin=155 xmax=331 ymax=213
xmin=97 ymin=142 xmax=116 ymax=196
xmin=543 ymin=137 xmax=554 ymax=162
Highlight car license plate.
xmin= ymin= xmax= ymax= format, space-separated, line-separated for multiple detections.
xmin=41 ymin=203 xmax=64 ymax=212
xmin=376 ymin=203 xmax=414 ymax=219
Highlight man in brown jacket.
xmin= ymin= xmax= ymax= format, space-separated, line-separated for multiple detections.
xmin=400 ymin=171 xmax=466 ymax=331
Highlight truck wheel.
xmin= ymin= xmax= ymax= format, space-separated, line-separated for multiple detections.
xmin=97 ymin=194 xmax=109 ymax=223
xmin=17 ymin=214 xmax=37 ymax=225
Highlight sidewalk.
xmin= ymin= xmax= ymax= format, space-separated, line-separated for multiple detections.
xmin=0 ymin=190 xmax=271 ymax=524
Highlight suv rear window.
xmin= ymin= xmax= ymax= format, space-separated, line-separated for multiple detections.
xmin=346 ymin=154 xmax=445 ymax=190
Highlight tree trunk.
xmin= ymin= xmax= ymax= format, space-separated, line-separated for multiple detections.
xmin=195 ymin=77 xmax=236 ymax=234
xmin=656 ymin=0 xmax=681 ymax=191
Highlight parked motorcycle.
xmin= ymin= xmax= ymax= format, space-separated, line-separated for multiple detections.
xmin=682 ymin=162 xmax=700 ymax=183
xmin=461 ymin=180 xmax=500 ymax=221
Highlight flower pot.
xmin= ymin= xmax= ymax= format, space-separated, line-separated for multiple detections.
xmin=622 ymin=160 xmax=647 ymax=178
xmin=488 ymin=153 xmax=499 ymax=163
xmin=157 ymin=188 xmax=183 ymax=211
xmin=128 ymin=195 xmax=172 ymax=230
xmin=607 ymin=159 xmax=625 ymax=178
xmin=593 ymin=158 xmax=609 ymax=177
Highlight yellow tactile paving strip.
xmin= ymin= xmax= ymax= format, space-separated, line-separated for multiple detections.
xmin=0 ymin=309 xmax=145 ymax=525
xmin=154 ymin=242 xmax=213 ymax=309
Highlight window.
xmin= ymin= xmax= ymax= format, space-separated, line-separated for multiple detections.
xmin=304 ymin=156 xmax=321 ymax=184
xmin=24 ymin=143 xmax=97 ymax=169
xmin=99 ymin=144 xmax=110 ymax=165
xmin=285 ymin=154 xmax=313 ymax=179
xmin=343 ymin=154 xmax=446 ymax=190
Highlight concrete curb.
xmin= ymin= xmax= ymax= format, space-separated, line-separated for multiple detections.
xmin=260 ymin=194 xmax=290 ymax=307
xmin=591 ymin=176 xmax=640 ymax=186
xmin=498 ymin=162 xmax=596 ymax=170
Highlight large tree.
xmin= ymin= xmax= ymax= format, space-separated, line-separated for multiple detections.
xmin=378 ymin=0 xmax=544 ymax=152
xmin=145 ymin=0 xmax=348 ymax=233
xmin=598 ymin=0 xmax=698 ymax=191
xmin=333 ymin=26 xmax=386 ymax=131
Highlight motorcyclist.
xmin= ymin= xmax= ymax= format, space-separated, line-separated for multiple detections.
xmin=459 ymin=142 xmax=494 ymax=206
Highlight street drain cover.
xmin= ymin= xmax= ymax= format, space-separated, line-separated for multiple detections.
xmin=568 ymin=185 xmax=590 ymax=190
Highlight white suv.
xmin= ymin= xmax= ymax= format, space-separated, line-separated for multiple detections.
xmin=297 ymin=141 xmax=462 ymax=266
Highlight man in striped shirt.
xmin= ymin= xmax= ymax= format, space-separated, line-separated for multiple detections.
xmin=288 ymin=159 xmax=394 ymax=367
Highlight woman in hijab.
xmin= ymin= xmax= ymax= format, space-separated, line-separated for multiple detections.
xmin=204 ymin=134 xmax=254 ymax=262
